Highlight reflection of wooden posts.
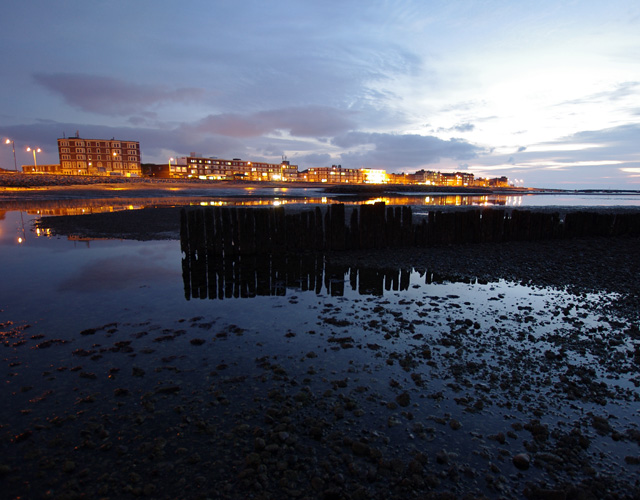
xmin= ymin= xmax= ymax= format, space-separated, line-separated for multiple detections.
xmin=190 ymin=209 xmax=207 ymax=299
xmin=255 ymin=255 xmax=271 ymax=296
xmin=384 ymin=269 xmax=397 ymax=291
xmin=286 ymin=255 xmax=300 ymax=289
xmin=400 ymin=268 xmax=410 ymax=291
xmin=299 ymin=254 xmax=314 ymax=291
xmin=349 ymin=265 xmax=358 ymax=292
xmin=223 ymin=258 xmax=234 ymax=298
xmin=272 ymin=255 xmax=286 ymax=296
xmin=325 ymin=262 xmax=346 ymax=296
xmin=358 ymin=268 xmax=384 ymax=296
xmin=206 ymin=254 xmax=217 ymax=300
xmin=180 ymin=209 xmax=191 ymax=300
xmin=313 ymin=207 xmax=323 ymax=250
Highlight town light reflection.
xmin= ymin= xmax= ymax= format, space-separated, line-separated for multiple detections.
xmin=23 ymin=194 xmax=523 ymax=238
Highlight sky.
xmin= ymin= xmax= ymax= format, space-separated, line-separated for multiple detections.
xmin=1 ymin=0 xmax=639 ymax=190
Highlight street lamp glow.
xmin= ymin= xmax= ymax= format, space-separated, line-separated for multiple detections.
xmin=26 ymin=146 xmax=42 ymax=171
xmin=4 ymin=138 xmax=18 ymax=171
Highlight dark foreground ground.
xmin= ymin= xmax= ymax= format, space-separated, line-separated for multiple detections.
xmin=2 ymin=204 xmax=640 ymax=500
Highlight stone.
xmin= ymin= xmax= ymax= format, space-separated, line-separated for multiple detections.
xmin=395 ymin=392 xmax=411 ymax=407
xmin=513 ymin=453 xmax=531 ymax=470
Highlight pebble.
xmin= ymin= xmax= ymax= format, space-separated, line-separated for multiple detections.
xmin=513 ymin=453 xmax=531 ymax=470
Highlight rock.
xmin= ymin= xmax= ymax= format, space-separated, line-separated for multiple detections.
xmin=395 ymin=392 xmax=411 ymax=407
xmin=351 ymin=441 xmax=370 ymax=457
xmin=449 ymin=419 xmax=462 ymax=430
xmin=512 ymin=453 xmax=531 ymax=470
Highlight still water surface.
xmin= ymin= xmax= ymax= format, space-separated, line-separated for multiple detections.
xmin=0 ymin=202 xmax=639 ymax=498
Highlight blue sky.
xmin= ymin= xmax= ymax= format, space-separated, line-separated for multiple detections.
xmin=1 ymin=0 xmax=639 ymax=189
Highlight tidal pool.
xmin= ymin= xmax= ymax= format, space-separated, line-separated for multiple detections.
xmin=1 ymin=210 xmax=639 ymax=499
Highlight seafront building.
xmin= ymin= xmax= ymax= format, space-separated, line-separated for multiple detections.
xmin=11 ymin=135 xmax=511 ymax=187
xmin=299 ymin=165 xmax=364 ymax=183
xmin=56 ymin=135 xmax=141 ymax=177
xmin=169 ymin=154 xmax=298 ymax=181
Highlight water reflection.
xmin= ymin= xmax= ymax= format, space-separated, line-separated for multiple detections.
xmin=182 ymin=251 xmax=463 ymax=300
xmin=1 ymin=193 xmax=516 ymax=217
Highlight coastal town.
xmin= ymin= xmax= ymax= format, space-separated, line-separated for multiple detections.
xmin=6 ymin=134 xmax=511 ymax=188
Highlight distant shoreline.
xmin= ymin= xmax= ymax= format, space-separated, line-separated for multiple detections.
xmin=1 ymin=171 xmax=639 ymax=195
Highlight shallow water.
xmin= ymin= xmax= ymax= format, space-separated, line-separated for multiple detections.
xmin=1 ymin=208 xmax=639 ymax=499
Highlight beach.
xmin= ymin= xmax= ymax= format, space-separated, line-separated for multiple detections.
xmin=1 ymin=175 xmax=640 ymax=499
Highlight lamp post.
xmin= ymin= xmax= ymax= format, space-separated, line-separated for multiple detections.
xmin=4 ymin=138 xmax=17 ymax=171
xmin=26 ymin=146 xmax=41 ymax=172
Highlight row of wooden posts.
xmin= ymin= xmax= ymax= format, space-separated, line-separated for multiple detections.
xmin=180 ymin=203 xmax=640 ymax=257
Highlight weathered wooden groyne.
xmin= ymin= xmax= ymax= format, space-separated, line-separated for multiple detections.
xmin=180 ymin=203 xmax=640 ymax=258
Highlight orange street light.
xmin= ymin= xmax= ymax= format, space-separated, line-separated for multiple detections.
xmin=4 ymin=138 xmax=17 ymax=171
xmin=26 ymin=146 xmax=42 ymax=171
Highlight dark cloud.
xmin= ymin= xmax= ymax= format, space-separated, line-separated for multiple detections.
xmin=33 ymin=73 xmax=205 ymax=116
xmin=564 ymin=123 xmax=640 ymax=148
xmin=290 ymin=153 xmax=334 ymax=168
xmin=332 ymin=132 xmax=483 ymax=170
xmin=0 ymin=121 xmax=244 ymax=166
xmin=187 ymin=106 xmax=356 ymax=138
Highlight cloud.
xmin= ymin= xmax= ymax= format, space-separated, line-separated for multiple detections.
xmin=291 ymin=153 xmax=334 ymax=168
xmin=437 ymin=122 xmax=475 ymax=133
xmin=517 ymin=146 xmax=527 ymax=152
xmin=33 ymin=73 xmax=205 ymax=116
xmin=565 ymin=123 xmax=640 ymax=149
xmin=186 ymin=106 xmax=356 ymax=138
xmin=58 ymin=255 xmax=178 ymax=292
xmin=558 ymin=81 xmax=640 ymax=107
xmin=332 ymin=132 xmax=483 ymax=170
